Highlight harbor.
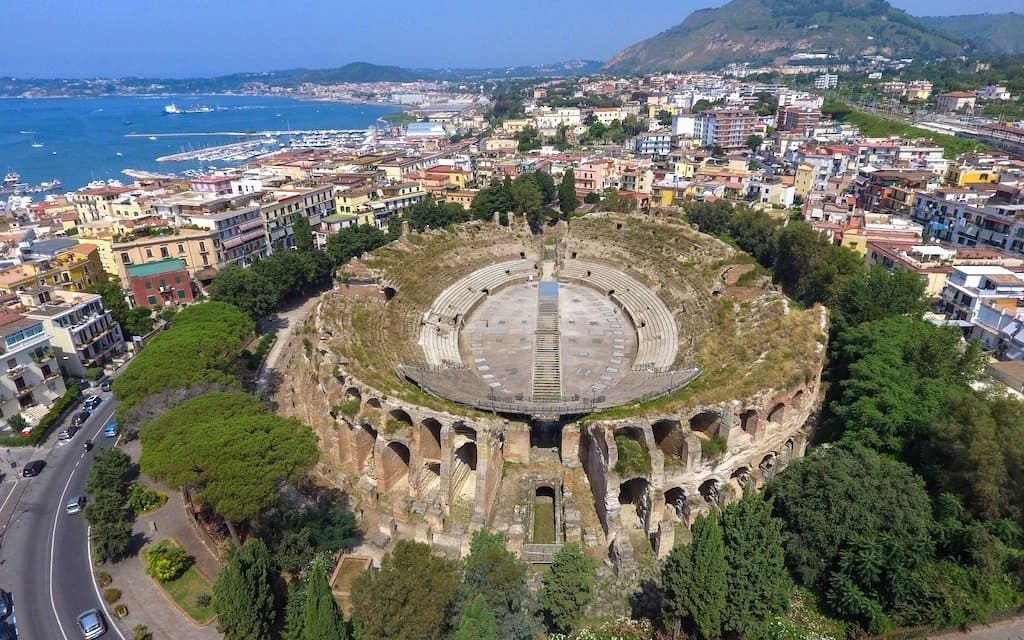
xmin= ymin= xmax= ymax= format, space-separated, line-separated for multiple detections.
xmin=148 ymin=128 xmax=376 ymax=162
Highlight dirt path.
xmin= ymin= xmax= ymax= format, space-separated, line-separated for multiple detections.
xmin=257 ymin=294 xmax=321 ymax=392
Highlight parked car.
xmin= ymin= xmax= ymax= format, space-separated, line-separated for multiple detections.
xmin=21 ymin=460 xmax=44 ymax=477
xmin=103 ymin=423 xmax=117 ymax=438
xmin=71 ymin=411 xmax=90 ymax=427
xmin=83 ymin=395 xmax=102 ymax=411
xmin=76 ymin=609 xmax=106 ymax=639
xmin=100 ymin=380 xmax=112 ymax=393
xmin=58 ymin=425 xmax=80 ymax=441
xmin=65 ymin=495 xmax=87 ymax=514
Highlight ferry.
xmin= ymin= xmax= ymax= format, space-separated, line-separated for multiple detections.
xmin=164 ymin=103 xmax=214 ymax=115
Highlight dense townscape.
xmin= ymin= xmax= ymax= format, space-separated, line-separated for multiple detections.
xmin=3 ymin=1 xmax=1024 ymax=640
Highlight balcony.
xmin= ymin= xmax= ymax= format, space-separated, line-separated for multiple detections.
xmin=31 ymin=347 xmax=54 ymax=365
xmin=6 ymin=364 xmax=27 ymax=379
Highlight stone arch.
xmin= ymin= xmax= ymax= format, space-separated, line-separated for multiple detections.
xmin=618 ymin=477 xmax=651 ymax=529
xmin=418 ymin=418 xmax=442 ymax=461
xmin=353 ymin=423 xmax=377 ymax=471
xmin=450 ymin=441 xmax=478 ymax=503
xmin=613 ymin=425 xmax=645 ymax=446
xmin=689 ymin=411 xmax=722 ymax=437
xmin=792 ymin=389 xmax=806 ymax=407
xmin=652 ymin=419 xmax=686 ymax=458
xmin=383 ymin=286 xmax=396 ymax=301
xmin=366 ymin=397 xmax=382 ymax=409
xmin=381 ymin=441 xmax=411 ymax=494
xmin=768 ymin=403 xmax=785 ymax=424
xmin=345 ymin=386 xmax=361 ymax=400
xmin=663 ymin=487 xmax=689 ymax=523
xmin=699 ymin=478 xmax=722 ymax=506
xmin=739 ymin=409 xmax=758 ymax=435
xmin=453 ymin=422 xmax=477 ymax=441
xmin=417 ymin=461 xmax=441 ymax=499
xmin=730 ymin=466 xmax=751 ymax=490
xmin=759 ymin=452 xmax=778 ymax=482
xmin=388 ymin=408 xmax=413 ymax=428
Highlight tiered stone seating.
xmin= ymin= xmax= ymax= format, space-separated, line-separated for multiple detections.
xmin=420 ymin=259 xmax=537 ymax=366
xmin=559 ymin=260 xmax=678 ymax=369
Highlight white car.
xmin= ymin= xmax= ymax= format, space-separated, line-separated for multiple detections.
xmin=76 ymin=608 xmax=106 ymax=639
xmin=66 ymin=495 xmax=87 ymax=515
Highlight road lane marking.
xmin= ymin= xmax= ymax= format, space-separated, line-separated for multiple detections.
xmin=0 ymin=478 xmax=19 ymax=517
xmin=46 ymin=403 xmax=117 ymax=640
xmin=87 ymin=525 xmax=127 ymax=640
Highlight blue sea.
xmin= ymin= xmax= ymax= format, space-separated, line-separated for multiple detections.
xmin=0 ymin=95 xmax=400 ymax=193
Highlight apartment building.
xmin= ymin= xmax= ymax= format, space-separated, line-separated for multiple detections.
xmin=112 ymin=228 xmax=218 ymax=284
xmin=259 ymin=184 xmax=335 ymax=251
xmin=915 ymin=190 xmax=1024 ymax=255
xmin=776 ymin=106 xmax=822 ymax=138
xmin=940 ymin=265 xmax=1024 ymax=323
xmin=695 ymin=109 xmax=762 ymax=150
xmin=631 ymin=133 xmax=672 ymax=157
xmin=0 ymin=312 xmax=66 ymax=431
xmin=125 ymin=259 xmax=195 ymax=310
xmin=0 ymin=246 xmax=105 ymax=295
xmin=853 ymin=168 xmax=938 ymax=215
xmin=19 ymin=288 xmax=125 ymax=378
xmin=71 ymin=186 xmax=136 ymax=222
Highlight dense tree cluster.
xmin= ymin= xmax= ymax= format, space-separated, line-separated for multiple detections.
xmin=84 ymin=448 xmax=135 ymax=563
xmin=140 ymin=392 xmax=317 ymax=545
xmin=112 ymin=301 xmax=253 ymax=411
xmin=87 ymin=279 xmax=154 ymax=338
xmin=405 ymin=196 xmax=471 ymax=232
xmin=470 ymin=171 xmax=564 ymax=228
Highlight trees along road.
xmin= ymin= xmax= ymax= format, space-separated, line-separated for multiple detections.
xmin=0 ymin=389 xmax=127 ymax=640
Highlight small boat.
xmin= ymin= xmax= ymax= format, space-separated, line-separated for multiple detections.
xmin=51 ymin=151 xmax=57 ymax=155
xmin=115 ymin=152 xmax=123 ymax=156
xmin=148 ymin=136 xmax=158 ymax=141
xmin=31 ymin=141 xmax=43 ymax=148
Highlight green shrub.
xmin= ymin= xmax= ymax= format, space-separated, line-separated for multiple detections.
xmin=0 ymin=383 xmax=85 ymax=447
xmin=144 ymin=540 xmax=191 ymax=583
xmin=127 ymin=483 xmax=167 ymax=515
xmin=385 ymin=418 xmax=406 ymax=434
xmin=335 ymin=398 xmax=361 ymax=419
xmin=614 ymin=435 xmax=651 ymax=476
xmin=195 ymin=593 xmax=212 ymax=608
xmin=700 ymin=436 xmax=728 ymax=460
xmin=133 ymin=624 xmax=153 ymax=640
xmin=96 ymin=572 xmax=112 ymax=588
xmin=83 ymin=367 xmax=104 ymax=381
xmin=114 ymin=604 xmax=128 ymax=619
xmin=103 ymin=588 xmax=122 ymax=604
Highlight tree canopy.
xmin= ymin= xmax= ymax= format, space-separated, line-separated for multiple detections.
xmin=539 ymin=543 xmax=597 ymax=634
xmin=140 ymin=392 xmax=317 ymax=543
xmin=213 ymin=539 xmax=277 ymax=640
xmin=458 ymin=530 xmax=541 ymax=640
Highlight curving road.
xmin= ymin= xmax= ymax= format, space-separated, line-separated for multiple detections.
xmin=0 ymin=390 xmax=126 ymax=640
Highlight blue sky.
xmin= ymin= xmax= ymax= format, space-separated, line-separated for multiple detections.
xmin=5 ymin=0 xmax=1022 ymax=77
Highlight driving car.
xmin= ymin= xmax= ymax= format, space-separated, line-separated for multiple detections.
xmin=98 ymin=377 xmax=112 ymax=392
xmin=66 ymin=495 xmax=87 ymax=514
xmin=103 ymin=422 xmax=118 ymax=438
xmin=58 ymin=425 xmax=80 ymax=441
xmin=21 ymin=460 xmax=44 ymax=477
xmin=76 ymin=608 xmax=106 ymax=639
xmin=83 ymin=395 xmax=102 ymax=411
xmin=71 ymin=411 xmax=91 ymax=427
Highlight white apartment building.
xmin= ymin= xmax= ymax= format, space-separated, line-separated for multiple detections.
xmin=0 ymin=313 xmax=66 ymax=431
xmin=20 ymin=288 xmax=125 ymax=378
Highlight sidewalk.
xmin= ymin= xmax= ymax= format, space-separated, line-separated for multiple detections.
xmin=99 ymin=439 xmax=224 ymax=640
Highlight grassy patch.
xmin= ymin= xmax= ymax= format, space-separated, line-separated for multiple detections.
xmin=614 ymin=435 xmax=652 ymax=476
xmin=158 ymin=565 xmax=215 ymax=624
xmin=532 ymin=496 xmax=555 ymax=544
xmin=335 ymin=398 xmax=361 ymax=419
xmin=700 ymin=435 xmax=728 ymax=460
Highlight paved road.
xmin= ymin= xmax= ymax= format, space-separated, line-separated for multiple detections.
xmin=0 ymin=391 xmax=126 ymax=640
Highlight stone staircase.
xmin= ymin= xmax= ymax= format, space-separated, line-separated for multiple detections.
xmin=532 ymin=282 xmax=562 ymax=402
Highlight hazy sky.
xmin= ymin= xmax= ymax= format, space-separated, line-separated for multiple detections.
xmin=5 ymin=0 xmax=1021 ymax=77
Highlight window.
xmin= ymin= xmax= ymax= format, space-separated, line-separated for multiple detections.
xmin=158 ymin=279 xmax=166 ymax=288
xmin=147 ymin=296 xmax=157 ymax=306
xmin=177 ymin=290 xmax=186 ymax=300
xmin=121 ymin=252 xmax=132 ymax=265
xmin=202 ymin=254 xmax=209 ymax=266
xmin=160 ymin=246 xmax=169 ymax=258
xmin=177 ymin=243 xmax=185 ymax=254
xmin=174 ymin=275 xmax=182 ymax=284
xmin=145 ymin=248 xmax=153 ymax=258
xmin=199 ymin=241 xmax=207 ymax=251
xmin=6 ymin=358 xmax=16 ymax=370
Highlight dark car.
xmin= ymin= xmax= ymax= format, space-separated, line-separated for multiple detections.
xmin=72 ymin=411 xmax=91 ymax=427
xmin=98 ymin=377 xmax=112 ymax=393
xmin=21 ymin=460 xmax=44 ymax=477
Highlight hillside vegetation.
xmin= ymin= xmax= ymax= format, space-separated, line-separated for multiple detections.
xmin=605 ymin=0 xmax=964 ymax=72
xmin=921 ymin=13 xmax=1024 ymax=54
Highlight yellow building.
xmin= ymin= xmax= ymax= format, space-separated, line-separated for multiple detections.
xmin=794 ymin=164 xmax=815 ymax=198
xmin=336 ymin=187 xmax=375 ymax=216
xmin=111 ymin=228 xmax=220 ymax=285
xmin=0 ymin=245 xmax=106 ymax=294
xmin=501 ymin=119 xmax=531 ymax=135
xmin=947 ymin=166 xmax=1000 ymax=187
xmin=75 ymin=235 xmax=118 ymax=277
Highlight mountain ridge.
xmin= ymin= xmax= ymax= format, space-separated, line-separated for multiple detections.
xmin=605 ymin=0 xmax=968 ymax=73
xmin=919 ymin=13 xmax=1024 ymax=54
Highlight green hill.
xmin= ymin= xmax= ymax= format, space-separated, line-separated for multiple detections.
xmin=920 ymin=13 xmax=1024 ymax=54
xmin=605 ymin=0 xmax=965 ymax=73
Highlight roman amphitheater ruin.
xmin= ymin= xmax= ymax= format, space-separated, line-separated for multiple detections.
xmin=274 ymin=212 xmax=828 ymax=572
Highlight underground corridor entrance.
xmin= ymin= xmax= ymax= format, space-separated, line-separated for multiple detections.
xmin=530 ymin=419 xmax=563 ymax=450
xmin=532 ymin=485 xmax=558 ymax=544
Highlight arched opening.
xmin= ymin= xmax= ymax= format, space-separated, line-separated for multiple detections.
xmin=614 ymin=425 xmax=645 ymax=445
xmin=782 ymin=437 xmax=796 ymax=461
xmin=453 ymin=422 xmax=477 ymax=441
xmin=792 ymin=389 xmax=805 ymax=407
xmin=451 ymin=441 xmax=478 ymax=503
xmin=731 ymin=466 xmax=751 ymax=489
xmin=759 ymin=453 xmax=777 ymax=482
xmin=366 ymin=397 xmax=382 ymax=409
xmin=416 ymin=461 xmax=441 ymax=499
xmin=382 ymin=286 xmax=396 ymax=301
xmin=618 ymin=477 xmax=651 ymax=529
xmin=382 ymin=441 xmax=411 ymax=494
xmin=699 ymin=478 xmax=722 ymax=506
xmin=570 ymin=251 xmax=577 ymax=259
xmin=768 ymin=403 xmax=785 ymax=424
xmin=388 ymin=408 xmax=413 ymax=427
xmin=419 ymin=418 xmax=442 ymax=461
xmin=689 ymin=411 xmax=722 ymax=437
xmin=652 ymin=419 xmax=687 ymax=459
xmin=353 ymin=423 xmax=377 ymax=471
xmin=664 ymin=487 xmax=689 ymax=523
xmin=345 ymin=387 xmax=361 ymax=400
xmin=739 ymin=409 xmax=758 ymax=435
xmin=533 ymin=486 xmax=557 ymax=544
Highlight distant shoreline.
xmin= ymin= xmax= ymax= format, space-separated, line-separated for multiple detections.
xmin=0 ymin=92 xmax=420 ymax=108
